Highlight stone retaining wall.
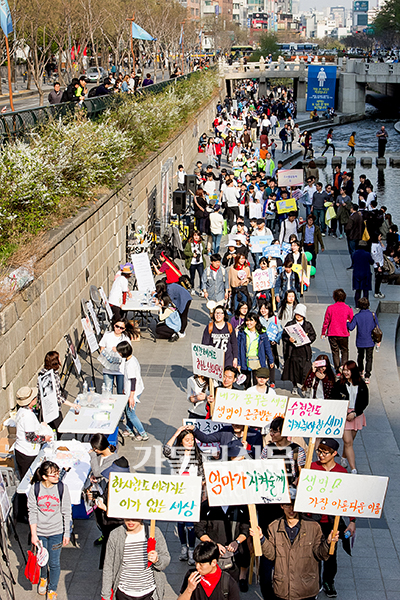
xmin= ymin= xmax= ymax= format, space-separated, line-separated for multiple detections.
xmin=0 ymin=91 xmax=220 ymax=418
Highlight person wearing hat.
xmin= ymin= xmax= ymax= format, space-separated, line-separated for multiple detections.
xmin=251 ymin=487 xmax=338 ymax=600
xmin=247 ymin=367 xmax=270 ymax=394
xmin=108 ymin=265 xmax=133 ymax=321
xmin=281 ymin=304 xmax=316 ymax=395
xmin=14 ymin=387 xmax=53 ymax=478
xmin=311 ymin=439 xmax=356 ymax=598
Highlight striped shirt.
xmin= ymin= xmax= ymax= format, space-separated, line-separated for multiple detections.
xmin=118 ymin=529 xmax=155 ymax=597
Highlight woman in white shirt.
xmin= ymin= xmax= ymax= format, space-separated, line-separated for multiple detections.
xmin=108 ymin=265 xmax=133 ymax=321
xmin=14 ymin=387 xmax=52 ymax=478
xmin=99 ymin=317 xmax=134 ymax=394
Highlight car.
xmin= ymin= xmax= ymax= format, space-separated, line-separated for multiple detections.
xmin=81 ymin=67 xmax=108 ymax=83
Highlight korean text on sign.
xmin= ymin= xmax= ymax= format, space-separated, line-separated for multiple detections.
xmin=281 ymin=398 xmax=349 ymax=439
xmin=192 ymin=343 xmax=224 ymax=381
xmin=294 ymin=469 xmax=389 ymax=519
xmin=204 ymin=459 xmax=290 ymax=506
xmin=107 ymin=472 xmax=202 ymax=521
xmin=214 ymin=388 xmax=287 ymax=428
xmin=252 ymin=268 xmax=275 ymax=292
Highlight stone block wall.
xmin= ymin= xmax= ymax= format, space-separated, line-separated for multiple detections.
xmin=0 ymin=91 xmax=220 ymax=419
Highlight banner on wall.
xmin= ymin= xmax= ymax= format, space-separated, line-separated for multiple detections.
xmin=306 ymin=65 xmax=337 ymax=112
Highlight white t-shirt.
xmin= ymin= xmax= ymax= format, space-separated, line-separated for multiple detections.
xmin=15 ymin=408 xmax=42 ymax=456
xmin=209 ymin=212 xmax=224 ymax=235
xmin=347 ymin=383 xmax=358 ymax=410
xmin=123 ymin=356 xmax=144 ymax=397
xmin=204 ymin=180 xmax=216 ymax=196
xmin=99 ymin=331 xmax=131 ymax=375
xmin=177 ymin=170 xmax=186 ymax=184
xmin=109 ymin=275 xmax=129 ymax=307
xmin=223 ymin=186 xmax=240 ymax=208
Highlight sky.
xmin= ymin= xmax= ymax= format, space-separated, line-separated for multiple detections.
xmin=299 ymin=0 xmax=352 ymax=10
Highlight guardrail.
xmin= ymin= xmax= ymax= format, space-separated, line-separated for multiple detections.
xmin=0 ymin=69 xmax=207 ymax=143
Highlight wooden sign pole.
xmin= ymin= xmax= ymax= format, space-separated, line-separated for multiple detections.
xmin=304 ymin=437 xmax=316 ymax=469
xmin=271 ymin=288 xmax=276 ymax=313
xmin=209 ymin=378 xmax=214 ymax=418
xmin=150 ymin=519 xmax=156 ymax=539
xmin=329 ymin=515 xmax=340 ymax=555
xmin=248 ymin=504 xmax=262 ymax=557
xmin=242 ymin=426 xmax=249 ymax=444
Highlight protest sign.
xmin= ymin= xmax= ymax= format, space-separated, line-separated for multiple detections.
xmin=250 ymin=235 xmax=273 ymax=254
xmin=252 ymin=268 xmax=275 ymax=292
xmin=262 ymin=245 xmax=282 ymax=259
xmin=99 ymin=286 xmax=113 ymax=320
xmin=214 ymin=388 xmax=287 ymax=428
xmin=108 ymin=472 xmax=202 ymax=521
xmin=183 ymin=419 xmax=223 ymax=456
xmin=295 ymin=469 xmax=389 ymax=519
xmin=86 ymin=300 xmax=101 ymax=336
xmin=276 ymin=198 xmax=297 ymax=214
xmin=284 ymin=323 xmax=311 ymax=347
xmin=204 ymin=459 xmax=290 ymax=506
xmin=291 ymin=264 xmax=302 ymax=277
xmin=282 ymin=398 xmax=349 ymax=438
xmin=81 ymin=316 xmax=99 ymax=353
xmin=192 ymin=344 xmax=224 ymax=381
xmin=249 ymin=202 xmax=263 ymax=220
xmin=131 ymin=252 xmax=156 ymax=293
xmin=38 ymin=370 xmax=59 ymax=423
xmin=278 ymin=169 xmax=304 ymax=188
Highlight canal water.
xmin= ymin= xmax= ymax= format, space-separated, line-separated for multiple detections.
xmin=306 ymin=106 xmax=400 ymax=223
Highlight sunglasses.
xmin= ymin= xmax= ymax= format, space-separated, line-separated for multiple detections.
xmin=115 ymin=325 xmax=126 ymax=330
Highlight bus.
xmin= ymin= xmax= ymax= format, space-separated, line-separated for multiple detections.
xmin=277 ymin=42 xmax=319 ymax=56
xmin=230 ymin=45 xmax=254 ymax=59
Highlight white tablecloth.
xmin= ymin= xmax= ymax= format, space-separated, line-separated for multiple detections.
xmin=17 ymin=440 xmax=91 ymax=505
xmin=122 ymin=292 xmax=161 ymax=313
xmin=58 ymin=394 xmax=127 ymax=435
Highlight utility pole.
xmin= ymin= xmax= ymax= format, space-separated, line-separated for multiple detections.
xmin=181 ymin=20 xmax=185 ymax=75
xmin=126 ymin=13 xmax=136 ymax=75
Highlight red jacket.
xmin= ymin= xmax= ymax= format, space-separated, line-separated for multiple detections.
xmin=321 ymin=302 xmax=354 ymax=337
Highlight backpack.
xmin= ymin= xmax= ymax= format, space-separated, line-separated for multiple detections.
xmin=209 ymin=321 xmax=232 ymax=335
xmin=35 ymin=481 xmax=64 ymax=503
xmin=88 ymin=86 xmax=98 ymax=98
xmin=206 ymin=266 xmax=226 ymax=284
xmin=165 ymin=309 xmax=182 ymax=332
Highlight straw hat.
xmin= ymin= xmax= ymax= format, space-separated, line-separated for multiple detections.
xmin=16 ymin=386 xmax=37 ymax=407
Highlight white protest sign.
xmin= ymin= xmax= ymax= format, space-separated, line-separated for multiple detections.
xmin=252 ymin=268 xmax=275 ymax=291
xmin=262 ymin=245 xmax=281 ymax=259
xmin=282 ymin=398 xmax=349 ymax=438
xmin=86 ymin=300 xmax=101 ymax=335
xmin=248 ymin=202 xmax=263 ymax=220
xmin=99 ymin=286 xmax=113 ymax=320
xmin=81 ymin=316 xmax=99 ymax=353
xmin=65 ymin=334 xmax=82 ymax=375
xmin=192 ymin=344 xmax=224 ymax=381
xmin=278 ymin=169 xmax=304 ymax=187
xmin=250 ymin=235 xmax=273 ymax=254
xmin=204 ymin=459 xmax=290 ymax=506
xmin=284 ymin=323 xmax=311 ymax=346
xmin=38 ymin=369 xmax=59 ymax=423
xmin=214 ymin=388 xmax=287 ymax=428
xmin=131 ymin=252 xmax=156 ymax=292
xmin=295 ymin=469 xmax=389 ymax=519
xmin=107 ymin=472 xmax=202 ymax=521
xmin=0 ymin=472 xmax=11 ymax=520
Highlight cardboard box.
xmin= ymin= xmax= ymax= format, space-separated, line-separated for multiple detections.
xmin=0 ymin=430 xmax=16 ymax=454
xmin=0 ymin=457 xmax=14 ymax=469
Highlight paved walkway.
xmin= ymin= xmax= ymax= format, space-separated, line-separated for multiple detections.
xmin=7 ymin=151 xmax=400 ymax=600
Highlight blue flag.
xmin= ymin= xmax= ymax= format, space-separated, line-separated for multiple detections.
xmin=131 ymin=21 xmax=156 ymax=41
xmin=0 ymin=0 xmax=12 ymax=37
xmin=179 ymin=25 xmax=184 ymax=47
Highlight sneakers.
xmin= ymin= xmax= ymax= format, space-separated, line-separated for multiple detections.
xmin=136 ymin=433 xmax=149 ymax=442
xmin=321 ymin=233 xmax=326 ymax=237
xmin=179 ymin=545 xmax=188 ymax=561
xmin=323 ymin=582 xmax=337 ymax=598
xmin=190 ymin=289 xmax=196 ymax=296
xmin=292 ymin=387 xmax=299 ymax=395
xmin=38 ymin=578 xmax=47 ymax=596
xmin=351 ymin=468 xmax=358 ymax=474
xmin=338 ymin=234 xmax=343 ymax=239
xmin=122 ymin=430 xmax=131 ymax=438
xmin=188 ymin=548 xmax=195 ymax=566
xmin=340 ymin=457 xmax=348 ymax=468
xmin=374 ymin=292 xmax=385 ymax=298
xmin=47 ymin=592 xmax=58 ymax=600
xmin=178 ymin=332 xmax=186 ymax=338
xmin=168 ymin=333 xmax=179 ymax=343
xmin=199 ymin=291 xmax=205 ymax=297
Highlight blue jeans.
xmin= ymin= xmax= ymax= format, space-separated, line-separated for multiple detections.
xmin=253 ymin=252 xmax=262 ymax=269
xmin=103 ymin=373 xmax=124 ymax=395
xmin=125 ymin=393 xmax=146 ymax=435
xmin=211 ymin=233 xmax=222 ymax=254
xmin=305 ymin=204 xmax=312 ymax=217
xmin=348 ymin=238 xmax=357 ymax=258
xmin=38 ymin=533 xmax=63 ymax=592
xmin=313 ymin=208 xmax=325 ymax=232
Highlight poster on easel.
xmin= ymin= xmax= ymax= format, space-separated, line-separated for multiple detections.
xmin=0 ymin=472 xmax=11 ymax=521
xmin=65 ymin=334 xmax=82 ymax=375
xmin=131 ymin=253 xmax=156 ymax=292
xmin=81 ymin=316 xmax=99 ymax=353
xmin=38 ymin=369 xmax=59 ymax=424
xmin=86 ymin=300 xmax=101 ymax=336
xmin=99 ymin=286 xmax=113 ymax=320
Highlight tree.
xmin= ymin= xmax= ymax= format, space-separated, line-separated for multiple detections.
xmin=373 ymin=0 xmax=400 ymax=43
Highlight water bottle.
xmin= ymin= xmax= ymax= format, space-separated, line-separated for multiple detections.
xmin=82 ymin=381 xmax=88 ymax=400
xmin=101 ymin=383 xmax=107 ymax=398
xmin=376 ymin=345 xmax=379 ymax=352
xmin=344 ymin=531 xmax=351 ymax=539
xmin=74 ymin=399 xmax=80 ymax=415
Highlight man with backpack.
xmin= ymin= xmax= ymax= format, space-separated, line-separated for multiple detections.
xmin=201 ymin=254 xmax=229 ymax=307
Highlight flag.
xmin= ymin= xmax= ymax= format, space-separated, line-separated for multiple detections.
xmin=0 ymin=0 xmax=13 ymax=37
xmin=179 ymin=24 xmax=184 ymax=47
xmin=199 ymin=28 xmax=202 ymax=41
xmin=131 ymin=21 xmax=156 ymax=41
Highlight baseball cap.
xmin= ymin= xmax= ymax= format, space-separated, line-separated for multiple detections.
xmin=318 ymin=439 xmax=340 ymax=452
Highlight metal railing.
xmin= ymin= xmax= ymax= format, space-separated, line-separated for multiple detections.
xmin=0 ymin=69 xmax=207 ymax=144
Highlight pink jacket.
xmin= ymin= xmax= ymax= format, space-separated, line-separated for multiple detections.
xmin=322 ymin=302 xmax=354 ymax=337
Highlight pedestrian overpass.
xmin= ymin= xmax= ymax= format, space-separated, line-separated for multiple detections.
xmin=219 ymin=57 xmax=400 ymax=115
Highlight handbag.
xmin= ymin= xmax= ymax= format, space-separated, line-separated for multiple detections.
xmin=25 ymin=546 xmax=40 ymax=584
xmin=362 ymin=222 xmax=370 ymax=242
xmin=218 ymin=550 xmax=235 ymax=571
xmin=247 ymin=356 xmax=261 ymax=371
xmin=371 ymin=313 xmax=383 ymax=344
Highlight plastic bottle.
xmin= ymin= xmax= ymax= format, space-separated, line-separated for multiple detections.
xmin=344 ymin=531 xmax=351 ymax=539
xmin=82 ymin=381 xmax=88 ymax=400
xmin=101 ymin=383 xmax=107 ymax=397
